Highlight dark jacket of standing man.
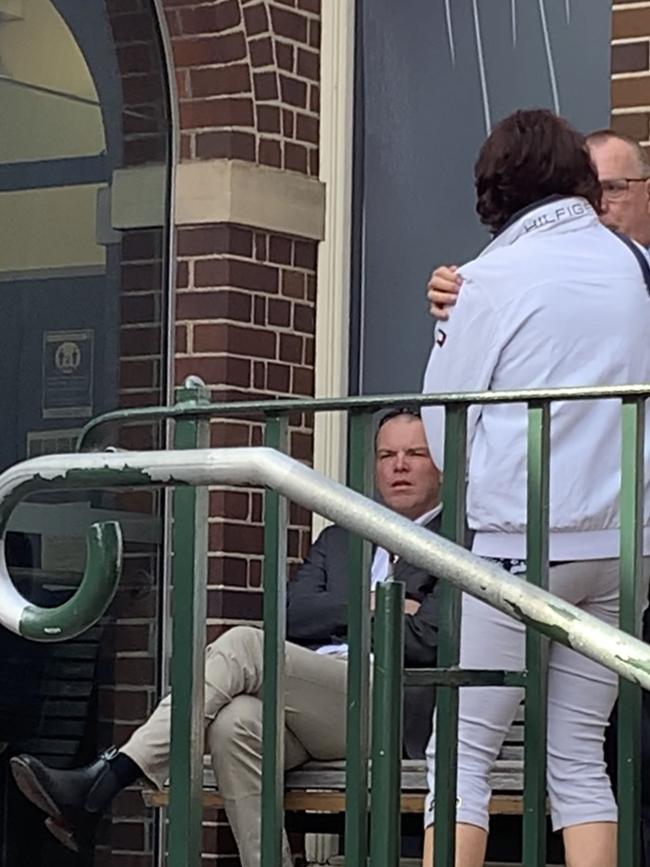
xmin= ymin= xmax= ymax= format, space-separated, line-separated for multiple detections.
xmin=287 ymin=514 xmax=441 ymax=758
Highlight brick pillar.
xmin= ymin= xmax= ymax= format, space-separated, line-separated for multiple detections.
xmin=611 ymin=0 xmax=650 ymax=149
xmin=163 ymin=0 xmax=324 ymax=861
xmin=165 ymin=0 xmax=323 ymax=612
xmin=167 ymin=0 xmax=320 ymax=174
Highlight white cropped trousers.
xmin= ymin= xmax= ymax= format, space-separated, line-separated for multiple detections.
xmin=425 ymin=558 xmax=650 ymax=832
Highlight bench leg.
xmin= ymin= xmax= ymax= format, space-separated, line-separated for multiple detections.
xmin=304 ymin=833 xmax=340 ymax=865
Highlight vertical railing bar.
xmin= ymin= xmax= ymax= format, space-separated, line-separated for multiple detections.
xmin=345 ymin=410 xmax=374 ymax=867
xmin=617 ymin=396 xmax=645 ymax=867
xmin=369 ymin=578 xmax=405 ymax=867
xmin=432 ymin=404 xmax=468 ymax=867
xmin=168 ymin=380 xmax=211 ymax=867
xmin=523 ymin=400 xmax=550 ymax=867
xmin=261 ymin=414 xmax=289 ymax=867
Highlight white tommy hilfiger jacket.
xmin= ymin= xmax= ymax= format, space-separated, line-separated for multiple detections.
xmin=422 ymin=196 xmax=650 ymax=561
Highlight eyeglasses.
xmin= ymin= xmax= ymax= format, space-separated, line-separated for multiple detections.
xmin=601 ymin=177 xmax=648 ymax=200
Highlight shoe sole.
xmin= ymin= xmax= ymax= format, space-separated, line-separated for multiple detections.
xmin=10 ymin=757 xmax=61 ymax=820
xmin=9 ymin=757 xmax=79 ymax=853
xmin=45 ymin=816 xmax=79 ymax=853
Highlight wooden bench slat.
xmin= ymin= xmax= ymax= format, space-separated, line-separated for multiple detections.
xmin=283 ymin=761 xmax=523 ymax=791
xmin=142 ymin=754 xmax=526 ymax=817
xmin=142 ymin=789 xmax=527 ymax=816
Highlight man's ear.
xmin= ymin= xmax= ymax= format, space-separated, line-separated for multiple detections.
xmin=644 ymin=179 xmax=650 ymax=212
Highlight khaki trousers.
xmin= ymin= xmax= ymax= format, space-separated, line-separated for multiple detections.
xmin=122 ymin=625 xmax=349 ymax=867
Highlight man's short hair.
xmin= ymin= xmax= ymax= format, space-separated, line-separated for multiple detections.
xmin=474 ymin=109 xmax=602 ymax=234
xmin=374 ymin=407 xmax=422 ymax=448
xmin=586 ymin=128 xmax=650 ymax=178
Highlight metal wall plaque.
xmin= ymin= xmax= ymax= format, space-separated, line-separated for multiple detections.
xmin=42 ymin=329 xmax=94 ymax=419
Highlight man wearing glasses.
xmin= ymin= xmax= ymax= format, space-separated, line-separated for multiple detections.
xmin=426 ymin=128 xmax=650 ymax=320
xmin=587 ymin=129 xmax=650 ymax=249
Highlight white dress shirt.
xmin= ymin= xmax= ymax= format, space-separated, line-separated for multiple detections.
xmin=316 ymin=503 xmax=442 ymax=658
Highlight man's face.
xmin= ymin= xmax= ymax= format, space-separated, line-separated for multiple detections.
xmin=375 ymin=415 xmax=441 ymax=521
xmin=589 ymin=137 xmax=650 ymax=246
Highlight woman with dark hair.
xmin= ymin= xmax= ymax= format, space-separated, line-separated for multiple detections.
xmin=421 ymin=109 xmax=650 ymax=867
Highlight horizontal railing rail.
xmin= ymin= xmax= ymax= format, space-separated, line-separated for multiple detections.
xmin=77 ymin=382 xmax=650 ymax=451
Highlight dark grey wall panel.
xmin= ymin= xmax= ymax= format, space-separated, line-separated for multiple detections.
xmin=354 ymin=0 xmax=612 ymax=395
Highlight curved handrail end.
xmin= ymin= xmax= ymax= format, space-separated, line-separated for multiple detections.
xmin=19 ymin=521 xmax=123 ymax=643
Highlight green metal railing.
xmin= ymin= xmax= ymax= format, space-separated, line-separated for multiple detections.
xmin=77 ymin=379 xmax=650 ymax=867
xmin=0 ymin=380 xmax=648 ymax=867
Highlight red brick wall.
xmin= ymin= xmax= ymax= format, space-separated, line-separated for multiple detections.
xmin=108 ymin=0 xmax=169 ymax=166
xmin=176 ymin=223 xmax=316 ymax=635
xmin=93 ymin=245 xmax=169 ymax=855
xmin=99 ymin=225 xmax=167 ymax=864
xmin=166 ymin=0 xmax=320 ymax=175
xmin=611 ymin=0 xmax=650 ymax=151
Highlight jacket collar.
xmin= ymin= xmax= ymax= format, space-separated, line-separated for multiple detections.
xmin=483 ymin=196 xmax=598 ymax=257
xmin=414 ymin=502 xmax=443 ymax=527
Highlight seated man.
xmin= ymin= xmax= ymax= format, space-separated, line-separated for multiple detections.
xmin=10 ymin=408 xmax=442 ymax=867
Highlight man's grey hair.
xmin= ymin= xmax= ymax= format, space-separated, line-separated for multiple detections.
xmin=586 ymin=128 xmax=650 ymax=178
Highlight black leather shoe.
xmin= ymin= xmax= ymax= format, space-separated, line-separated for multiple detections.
xmin=10 ymin=747 xmax=119 ymax=853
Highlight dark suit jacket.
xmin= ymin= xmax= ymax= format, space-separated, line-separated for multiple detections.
xmin=286 ymin=514 xmax=441 ymax=758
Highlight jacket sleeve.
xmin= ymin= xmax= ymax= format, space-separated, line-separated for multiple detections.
xmin=421 ymin=279 xmax=503 ymax=469
xmin=286 ymin=528 xmax=348 ymax=645
xmin=402 ymin=579 xmax=439 ymax=667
